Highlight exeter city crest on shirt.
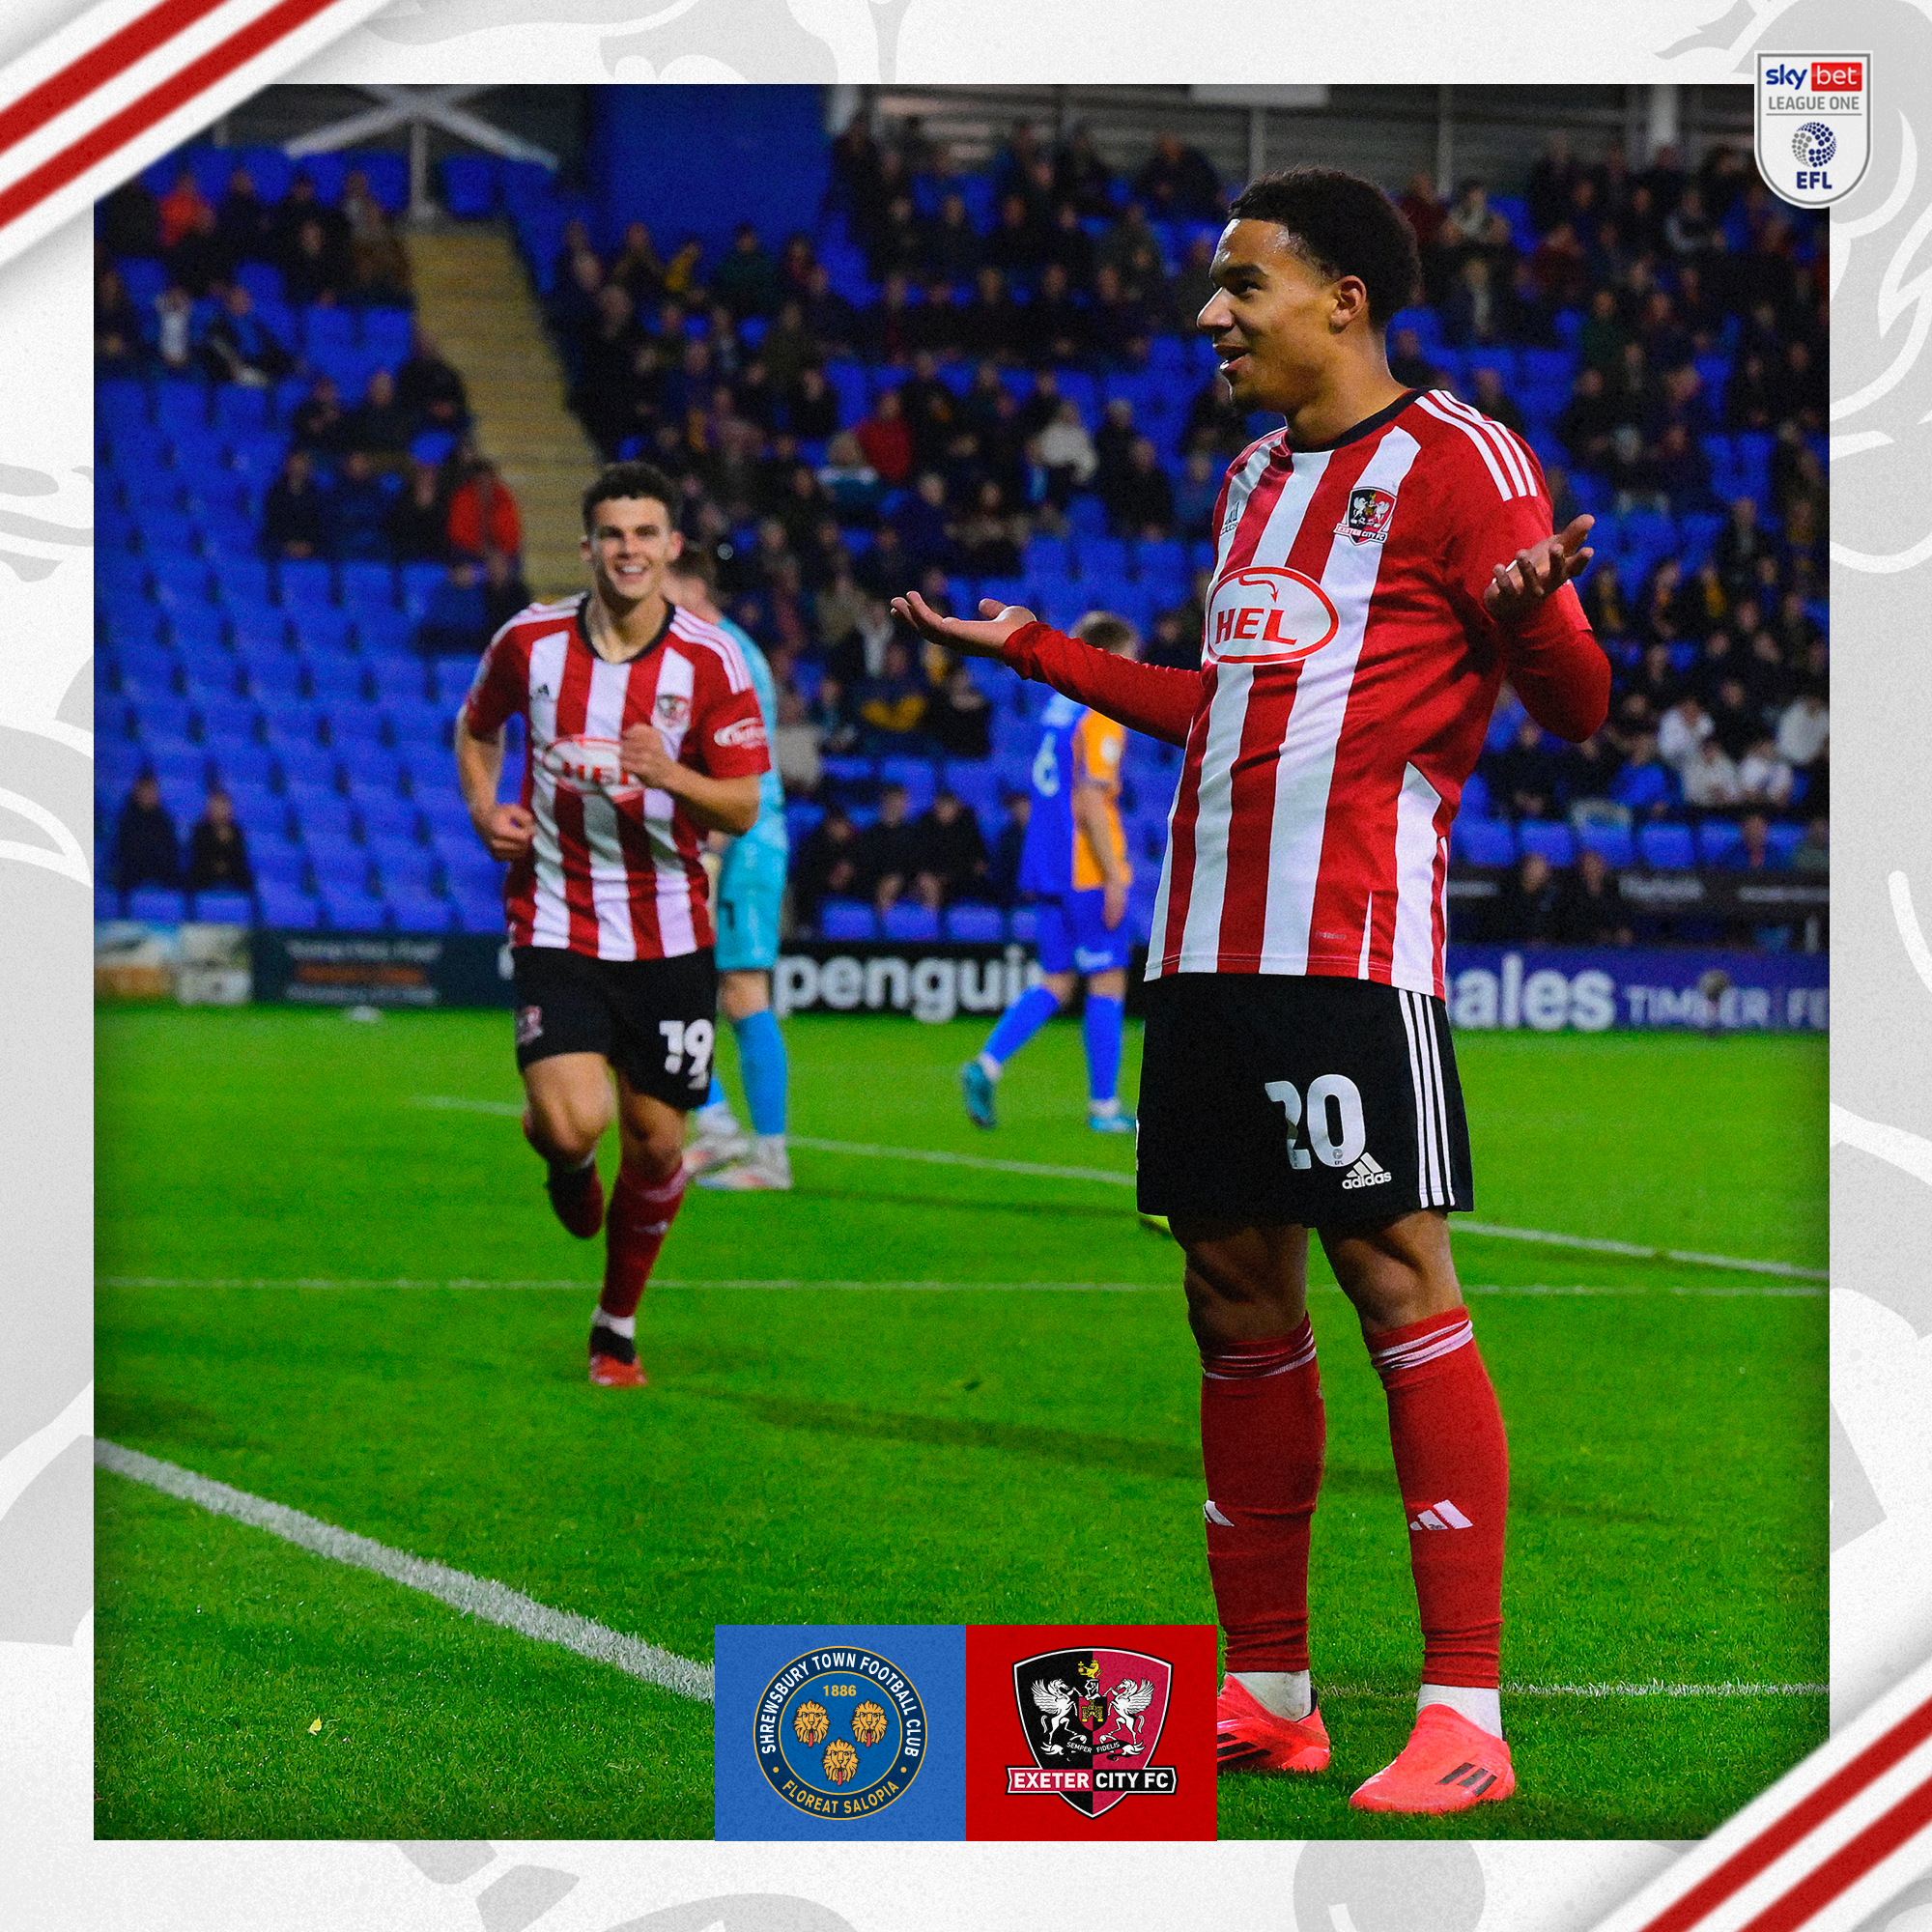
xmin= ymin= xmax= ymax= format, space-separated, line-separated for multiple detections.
xmin=1337 ymin=484 xmax=1398 ymax=545
xmin=1203 ymin=565 xmax=1341 ymax=668
xmin=1008 ymin=1647 xmax=1178 ymax=1816
xmin=1755 ymin=53 xmax=1869 ymax=208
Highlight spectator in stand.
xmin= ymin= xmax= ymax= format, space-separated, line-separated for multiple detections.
xmin=760 ymin=299 xmax=819 ymax=396
xmin=157 ymin=168 xmax=212 ymax=250
xmin=481 ymin=548 xmax=532 ymax=635
xmin=199 ymin=283 xmax=292 ymax=386
xmin=1737 ymin=733 xmax=1794 ymax=808
xmin=1609 ymin=732 xmax=1675 ymax=819
xmin=114 ymin=774 xmax=181 ymax=895
xmin=342 ymin=169 xmax=412 ymax=303
xmin=1557 ymin=846 xmax=1632 ymax=946
xmin=1776 ymin=689 xmax=1829 ymax=773
xmin=341 ymin=367 xmax=413 ymax=470
xmin=959 ymin=266 xmax=1021 ymax=362
xmin=792 ymin=805 xmax=861 ymax=927
xmin=167 ymin=203 xmax=234 ymax=298
xmin=1657 ymin=693 xmax=1715 ymax=771
xmin=1735 ymin=811 xmax=1776 ymax=872
xmin=1482 ymin=717 xmax=1559 ymax=820
xmin=924 ymin=191 xmax=987 ymax=287
xmin=851 ymin=386 xmax=912 ymax=489
xmin=328 ymin=449 xmax=391 ymax=561
xmin=385 ymin=460 xmax=448 ymax=563
xmin=790 ymin=365 xmax=840 ymax=441
xmin=611 ymin=221 xmax=667 ymax=307
xmin=215 ymin=166 xmax=276 ymax=263
xmin=856 ymin=639 xmax=931 ymax=750
xmin=1681 ymin=736 xmax=1743 ymax=809
xmin=1172 ymin=448 xmax=1221 ymax=541
xmin=395 ymin=329 xmax=469 ymax=437
xmin=800 ymin=261 xmax=859 ymax=356
xmin=911 ymin=789 xmax=991 ymax=909
xmin=1498 ymin=851 xmax=1565 ymax=944
xmin=284 ymin=216 xmax=352 ymax=306
xmin=955 ymin=481 xmax=1027 ymax=578
xmin=1171 ymin=231 xmax=1217 ymax=327
xmin=1712 ymin=496 xmax=1774 ymax=599
xmin=99 ymin=177 xmax=161 ymax=258
xmin=894 ymin=470 xmax=957 ymax=574
xmin=816 ymin=432 xmax=883 ymax=519
xmin=926 ymin=662 xmax=994 ymax=760
xmin=262 ymin=448 xmax=329 ymax=559
xmin=1021 ymin=262 xmax=1089 ymax=366
xmin=1133 ymin=133 xmax=1222 ymax=219
xmin=95 ymin=269 xmax=146 ymax=369
xmin=445 ymin=451 xmax=521 ymax=564
xmin=1556 ymin=364 xmax=1618 ymax=469
xmin=1088 ymin=264 xmax=1152 ymax=368
xmin=1104 ymin=437 xmax=1177 ymax=539
xmin=772 ymin=686 xmax=825 ymax=796
xmin=415 ymin=557 xmax=488 ymax=655
xmin=852 ymin=781 xmax=923 ymax=912
xmin=185 ymin=789 xmax=254 ymax=897
xmin=1466 ymin=365 xmax=1524 ymax=435
xmin=1386 ymin=327 xmax=1441 ymax=390
xmin=986 ymin=789 xmax=1031 ymax=905
xmin=715 ymin=222 xmax=781 ymax=319
xmin=1053 ymin=126 xmax=1115 ymax=216
xmin=1792 ymin=817 xmax=1829 ymax=872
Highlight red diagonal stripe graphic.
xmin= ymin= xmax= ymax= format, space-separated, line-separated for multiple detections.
xmin=0 ymin=0 xmax=234 ymax=159
xmin=1737 ymin=1770 xmax=1932 ymax=1932
xmin=1638 ymin=1696 xmax=1932 ymax=1932
xmin=0 ymin=0 xmax=344 ymax=234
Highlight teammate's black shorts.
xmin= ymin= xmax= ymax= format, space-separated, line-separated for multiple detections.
xmin=1136 ymin=973 xmax=1473 ymax=1230
xmin=510 ymin=945 xmax=719 ymax=1112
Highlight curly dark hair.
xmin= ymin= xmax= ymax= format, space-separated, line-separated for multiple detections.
xmin=581 ymin=460 xmax=680 ymax=532
xmin=1226 ymin=168 xmax=1422 ymax=326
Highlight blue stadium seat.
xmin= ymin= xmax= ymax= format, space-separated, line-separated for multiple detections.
xmin=216 ymin=557 xmax=276 ymax=611
xmin=389 ymin=894 xmax=455 ymax=933
xmin=1697 ymin=820 xmax=1745 ymax=868
xmin=244 ymin=661 xmax=309 ymax=706
xmin=338 ymin=560 xmax=397 ymax=611
xmin=257 ymin=882 xmax=323 ymax=929
xmin=1452 ymin=818 xmax=1517 ymax=867
xmin=166 ymin=606 xmax=227 ymax=656
xmin=223 ymin=783 xmax=284 ymax=838
xmin=151 ymin=556 xmax=216 ymax=609
xmin=328 ymin=704 xmax=389 ymax=749
xmin=944 ymin=903 xmax=1005 ymax=943
xmin=878 ymin=756 xmax=937 ymax=812
xmin=1638 ymin=823 xmax=1696 ymax=869
xmin=251 ymin=846 xmax=312 ymax=894
xmin=356 ymin=794 xmax=422 ymax=842
xmin=195 ymin=696 xmax=264 ymax=744
xmin=437 ymin=155 xmax=494 ymax=213
xmin=310 ymin=660 xmax=372 ymax=706
xmin=334 ymin=745 xmax=406 ymax=790
xmin=319 ymin=888 xmax=389 ymax=932
xmin=1577 ymin=824 xmax=1635 ymax=868
xmin=190 ymin=889 xmax=254 ymax=923
xmin=388 ymin=700 xmax=453 ymax=751
xmin=288 ymin=792 xmax=356 ymax=845
xmin=361 ymin=308 xmax=414 ymax=366
xmin=371 ymin=845 xmax=438 ymax=895
xmin=133 ymin=695 xmax=195 ymax=741
xmin=1518 ymin=821 xmax=1575 ymax=867
xmin=277 ymin=557 xmax=334 ymax=609
xmin=1765 ymin=824 xmax=1804 ymax=867
xmin=128 ymin=887 xmax=187 ymax=923
xmin=356 ymin=609 xmax=414 ymax=658
xmin=1075 ymin=535 xmax=1127 ymax=581
xmin=208 ymin=743 xmax=275 ymax=790
xmin=882 ymin=903 xmax=941 ymax=942
xmin=154 ymin=382 xmax=211 ymax=435
xmin=942 ymin=763 xmax=1001 ymax=825
xmin=298 ymin=608 xmax=357 ymax=658
xmin=1007 ymin=906 xmax=1039 ymax=943
xmin=818 ymin=898 xmax=876 ymax=940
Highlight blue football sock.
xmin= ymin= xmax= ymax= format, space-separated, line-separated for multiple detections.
xmin=1083 ymin=994 xmax=1124 ymax=1107
xmin=980 ymin=984 xmax=1061 ymax=1071
xmin=733 ymin=1009 xmax=788 ymax=1137
xmin=703 ymin=1076 xmax=727 ymax=1112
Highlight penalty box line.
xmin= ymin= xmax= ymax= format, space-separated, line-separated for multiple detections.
xmin=412 ymin=1096 xmax=1829 ymax=1282
xmin=93 ymin=1439 xmax=713 ymax=1703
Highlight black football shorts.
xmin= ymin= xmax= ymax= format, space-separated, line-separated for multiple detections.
xmin=1136 ymin=972 xmax=1473 ymax=1231
xmin=510 ymin=944 xmax=719 ymax=1112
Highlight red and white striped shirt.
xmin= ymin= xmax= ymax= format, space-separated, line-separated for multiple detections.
xmin=1001 ymin=389 xmax=1608 ymax=1000
xmin=464 ymin=595 xmax=770 ymax=960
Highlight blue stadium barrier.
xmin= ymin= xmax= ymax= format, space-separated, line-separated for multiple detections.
xmin=819 ymin=899 xmax=877 ymax=940
xmin=1452 ymin=818 xmax=1518 ymax=867
xmin=258 ymin=883 xmax=323 ymax=928
xmin=128 ymin=887 xmax=187 ymax=923
xmin=1638 ymin=823 xmax=1696 ymax=869
xmin=1577 ymin=824 xmax=1635 ymax=868
xmin=391 ymin=895 xmax=456 ymax=933
xmin=1697 ymin=820 xmax=1745 ymax=867
xmin=882 ymin=903 xmax=941 ymax=942
xmin=1518 ymin=821 xmax=1576 ymax=867
xmin=1008 ymin=906 xmax=1039 ymax=943
xmin=191 ymin=890 xmax=254 ymax=923
xmin=320 ymin=888 xmax=389 ymax=931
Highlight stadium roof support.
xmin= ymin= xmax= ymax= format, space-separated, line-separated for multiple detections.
xmin=283 ymin=87 xmax=557 ymax=220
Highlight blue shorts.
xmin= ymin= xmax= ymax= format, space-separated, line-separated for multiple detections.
xmin=715 ymin=834 xmax=788 ymax=974
xmin=1034 ymin=889 xmax=1132 ymax=978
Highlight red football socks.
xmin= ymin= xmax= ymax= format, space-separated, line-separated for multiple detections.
xmin=598 ymin=1162 xmax=688 ymax=1320
xmin=1367 ymin=1307 xmax=1509 ymax=1688
xmin=1199 ymin=1318 xmax=1325 ymax=1673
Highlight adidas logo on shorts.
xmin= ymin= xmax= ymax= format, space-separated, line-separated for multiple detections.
xmin=1341 ymin=1151 xmax=1394 ymax=1190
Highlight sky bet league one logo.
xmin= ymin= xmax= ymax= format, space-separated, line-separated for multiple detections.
xmin=1756 ymin=53 xmax=1870 ymax=208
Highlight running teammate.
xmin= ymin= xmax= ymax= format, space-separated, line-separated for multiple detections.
xmin=457 ymin=462 xmax=770 ymax=1387
xmin=895 ymin=169 xmax=1608 ymax=1813
xmin=666 ymin=548 xmax=794 ymax=1192
xmin=961 ymin=611 xmax=1139 ymax=1135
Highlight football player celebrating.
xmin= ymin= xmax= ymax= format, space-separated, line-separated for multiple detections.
xmin=961 ymin=610 xmax=1140 ymax=1135
xmin=457 ymin=463 xmax=771 ymax=1386
xmin=895 ymin=170 xmax=1607 ymax=1813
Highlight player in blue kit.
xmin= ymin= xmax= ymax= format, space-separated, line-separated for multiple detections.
xmin=668 ymin=550 xmax=794 ymax=1191
xmin=961 ymin=611 xmax=1140 ymax=1134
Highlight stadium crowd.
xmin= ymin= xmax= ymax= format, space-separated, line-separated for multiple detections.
xmin=96 ymin=111 xmax=1829 ymax=950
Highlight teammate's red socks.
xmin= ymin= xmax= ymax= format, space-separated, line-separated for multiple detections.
xmin=599 ymin=1162 xmax=688 ymax=1321
xmin=1199 ymin=1317 xmax=1325 ymax=1673
xmin=1367 ymin=1306 xmax=1509 ymax=1689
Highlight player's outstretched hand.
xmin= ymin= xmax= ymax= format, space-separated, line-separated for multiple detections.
xmin=890 ymin=591 xmax=1037 ymax=661
xmin=619 ymin=722 xmax=678 ymax=790
xmin=477 ymin=801 xmax=535 ymax=861
xmin=1484 ymin=515 xmax=1595 ymax=625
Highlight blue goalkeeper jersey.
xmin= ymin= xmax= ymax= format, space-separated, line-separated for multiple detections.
xmin=720 ymin=615 xmax=787 ymax=855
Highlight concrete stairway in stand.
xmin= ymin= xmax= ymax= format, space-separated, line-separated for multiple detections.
xmin=402 ymin=223 xmax=596 ymax=601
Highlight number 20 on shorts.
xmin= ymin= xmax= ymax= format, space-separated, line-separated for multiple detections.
xmin=1264 ymin=1075 xmax=1368 ymax=1171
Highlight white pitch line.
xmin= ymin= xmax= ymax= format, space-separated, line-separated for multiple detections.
xmin=412 ymin=1096 xmax=1828 ymax=1282
xmin=94 ymin=1439 xmax=713 ymax=1703
xmin=98 ymin=1275 xmax=1819 ymax=1297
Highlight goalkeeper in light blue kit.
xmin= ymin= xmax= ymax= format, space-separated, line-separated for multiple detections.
xmin=961 ymin=610 xmax=1140 ymax=1134
xmin=668 ymin=549 xmax=793 ymax=1190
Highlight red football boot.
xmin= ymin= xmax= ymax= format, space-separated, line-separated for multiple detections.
xmin=524 ymin=1112 xmax=604 ymax=1238
xmin=588 ymin=1351 xmax=647 ymax=1388
xmin=1350 ymin=1702 xmax=1516 ymax=1813
xmin=1215 ymin=1677 xmax=1331 ymax=1775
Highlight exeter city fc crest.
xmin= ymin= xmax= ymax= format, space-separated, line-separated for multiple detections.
xmin=1755 ymin=53 xmax=1869 ymax=208
xmin=1008 ymin=1647 xmax=1178 ymax=1817
xmin=1337 ymin=485 xmax=1397 ymax=545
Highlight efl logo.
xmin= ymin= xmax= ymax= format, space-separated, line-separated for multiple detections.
xmin=1755 ymin=51 xmax=1870 ymax=207
xmin=1204 ymin=565 xmax=1340 ymax=668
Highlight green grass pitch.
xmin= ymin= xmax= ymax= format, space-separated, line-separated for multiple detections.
xmin=95 ymin=1006 xmax=1827 ymax=1840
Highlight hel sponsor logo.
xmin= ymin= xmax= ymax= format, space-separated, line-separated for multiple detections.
xmin=1009 ymin=1646 xmax=1178 ymax=1817
xmin=1204 ymin=565 xmax=1340 ymax=667
xmin=540 ymin=734 xmax=638 ymax=796
xmin=1337 ymin=485 xmax=1398 ymax=545
xmin=714 ymin=716 xmax=769 ymax=750
xmin=1408 ymin=1498 xmax=1475 ymax=1532
xmin=1341 ymin=1151 xmax=1393 ymax=1190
